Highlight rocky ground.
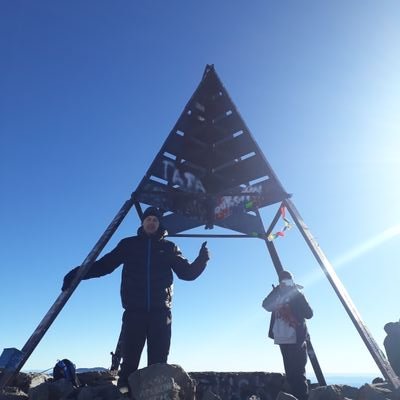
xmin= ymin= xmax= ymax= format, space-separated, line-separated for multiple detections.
xmin=0 ymin=363 xmax=398 ymax=400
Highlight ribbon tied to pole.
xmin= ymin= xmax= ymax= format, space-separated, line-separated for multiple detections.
xmin=267 ymin=205 xmax=293 ymax=241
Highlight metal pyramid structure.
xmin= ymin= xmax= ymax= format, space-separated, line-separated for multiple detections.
xmin=1 ymin=65 xmax=399 ymax=392
xmin=133 ymin=64 xmax=289 ymax=235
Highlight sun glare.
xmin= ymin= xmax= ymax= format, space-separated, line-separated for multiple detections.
xmin=301 ymin=224 xmax=400 ymax=289
xmin=332 ymin=224 xmax=400 ymax=268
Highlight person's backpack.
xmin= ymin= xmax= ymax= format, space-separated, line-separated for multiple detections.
xmin=53 ymin=359 xmax=80 ymax=386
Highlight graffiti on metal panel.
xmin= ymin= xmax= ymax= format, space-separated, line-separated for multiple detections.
xmin=138 ymin=175 xmax=263 ymax=223
xmin=139 ymin=182 xmax=209 ymax=221
xmin=162 ymin=160 xmax=206 ymax=193
xmin=214 ymin=184 xmax=262 ymax=220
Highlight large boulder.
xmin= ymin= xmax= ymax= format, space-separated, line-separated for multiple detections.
xmin=128 ymin=363 xmax=195 ymax=400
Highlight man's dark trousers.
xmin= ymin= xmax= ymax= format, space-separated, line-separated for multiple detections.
xmin=118 ymin=309 xmax=172 ymax=385
xmin=280 ymin=342 xmax=309 ymax=400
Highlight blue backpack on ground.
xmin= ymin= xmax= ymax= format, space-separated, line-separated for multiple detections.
xmin=53 ymin=359 xmax=80 ymax=386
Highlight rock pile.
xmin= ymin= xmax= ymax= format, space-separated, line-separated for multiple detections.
xmin=0 ymin=364 xmax=398 ymax=400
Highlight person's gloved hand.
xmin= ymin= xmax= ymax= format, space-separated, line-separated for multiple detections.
xmin=62 ymin=266 xmax=80 ymax=291
xmin=198 ymin=241 xmax=210 ymax=262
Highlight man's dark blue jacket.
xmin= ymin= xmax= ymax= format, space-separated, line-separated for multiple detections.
xmin=82 ymin=227 xmax=207 ymax=311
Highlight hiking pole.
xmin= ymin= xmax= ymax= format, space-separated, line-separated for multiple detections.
xmin=0 ymin=195 xmax=136 ymax=391
xmin=110 ymin=329 xmax=123 ymax=374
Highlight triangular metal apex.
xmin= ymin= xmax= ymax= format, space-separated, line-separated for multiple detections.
xmin=134 ymin=65 xmax=289 ymax=234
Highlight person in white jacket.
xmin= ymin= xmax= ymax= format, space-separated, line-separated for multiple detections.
xmin=263 ymin=270 xmax=313 ymax=400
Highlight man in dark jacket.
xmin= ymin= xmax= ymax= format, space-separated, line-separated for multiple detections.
xmin=262 ymin=270 xmax=313 ymax=400
xmin=62 ymin=206 xmax=210 ymax=388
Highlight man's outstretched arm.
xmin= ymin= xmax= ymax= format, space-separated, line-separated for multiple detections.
xmin=171 ymin=241 xmax=210 ymax=281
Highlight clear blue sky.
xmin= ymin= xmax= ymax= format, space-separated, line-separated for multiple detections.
xmin=1 ymin=1 xmax=399 ymax=378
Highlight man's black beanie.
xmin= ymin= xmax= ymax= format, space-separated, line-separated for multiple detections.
xmin=141 ymin=206 xmax=163 ymax=221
